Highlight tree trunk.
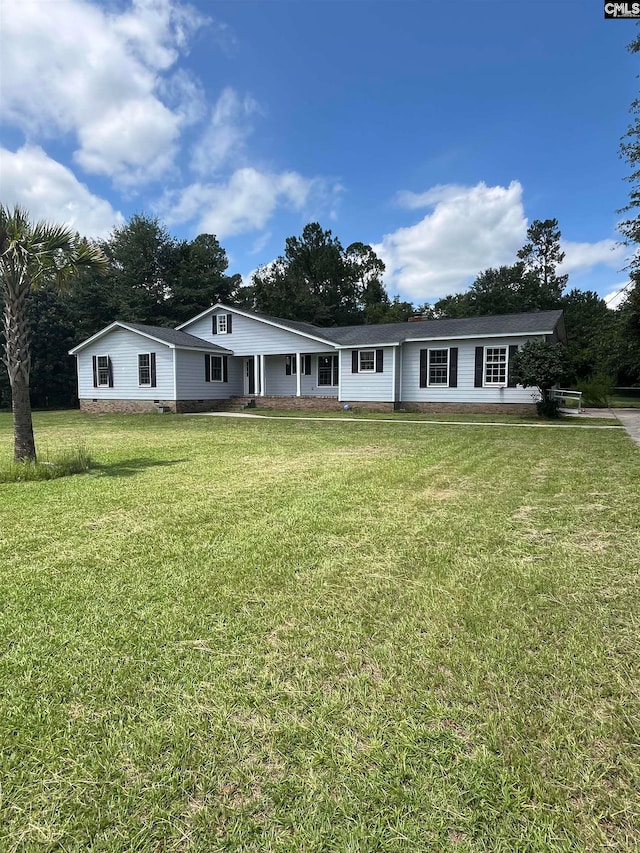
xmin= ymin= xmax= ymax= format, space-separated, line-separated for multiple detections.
xmin=3 ymin=286 xmax=36 ymax=462
xmin=11 ymin=370 xmax=36 ymax=462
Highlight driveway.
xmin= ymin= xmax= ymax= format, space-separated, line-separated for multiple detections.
xmin=612 ymin=409 xmax=640 ymax=449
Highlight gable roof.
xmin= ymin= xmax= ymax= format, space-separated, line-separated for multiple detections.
xmin=178 ymin=303 xmax=565 ymax=348
xmin=69 ymin=321 xmax=232 ymax=355
xmin=322 ymin=309 xmax=567 ymax=346
xmin=177 ymin=303 xmax=340 ymax=347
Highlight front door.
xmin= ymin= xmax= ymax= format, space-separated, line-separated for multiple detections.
xmin=244 ymin=357 xmax=255 ymax=395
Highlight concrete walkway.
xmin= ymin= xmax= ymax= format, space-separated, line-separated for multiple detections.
xmin=192 ymin=411 xmax=622 ymax=431
xmin=612 ymin=409 xmax=640 ymax=448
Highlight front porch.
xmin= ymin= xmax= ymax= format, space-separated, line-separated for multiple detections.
xmin=238 ymin=352 xmax=340 ymax=399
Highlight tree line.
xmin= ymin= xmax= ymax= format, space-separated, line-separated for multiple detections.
xmin=0 ymin=210 xmax=638 ymax=411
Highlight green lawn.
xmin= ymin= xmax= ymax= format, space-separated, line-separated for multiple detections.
xmin=1 ymin=412 xmax=639 ymax=852
xmin=609 ymin=390 xmax=640 ymax=409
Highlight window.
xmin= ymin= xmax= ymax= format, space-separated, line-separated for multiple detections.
xmin=318 ymin=355 xmax=338 ymax=386
xmin=138 ymin=353 xmax=151 ymax=386
xmin=428 ymin=349 xmax=449 ymax=386
xmin=205 ymin=354 xmax=228 ymax=382
xmin=359 ymin=350 xmax=375 ymax=372
xmin=484 ymin=347 xmax=507 ymax=385
xmin=210 ymin=355 xmax=223 ymax=382
xmin=213 ymin=313 xmax=233 ymax=335
xmin=285 ymin=355 xmax=297 ymax=375
xmin=97 ymin=355 xmax=110 ymax=387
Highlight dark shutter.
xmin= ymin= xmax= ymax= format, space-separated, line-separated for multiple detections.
xmin=507 ymin=344 xmax=519 ymax=387
xmin=211 ymin=316 xmax=217 ymax=334
xmin=419 ymin=349 xmax=427 ymax=388
xmin=352 ymin=350 xmax=358 ymax=373
xmin=107 ymin=357 xmax=114 ymax=387
xmin=376 ymin=349 xmax=384 ymax=373
xmin=304 ymin=354 xmax=311 ymax=375
xmin=227 ymin=314 xmax=232 ymax=334
xmin=92 ymin=356 xmax=98 ymax=388
xmin=205 ymin=353 xmax=211 ymax=382
xmin=333 ymin=355 xmax=339 ymax=386
xmin=222 ymin=356 xmax=228 ymax=383
xmin=474 ymin=347 xmax=484 ymax=388
xmin=449 ymin=348 xmax=458 ymax=388
xmin=285 ymin=356 xmax=292 ymax=376
xmin=150 ymin=352 xmax=156 ymax=387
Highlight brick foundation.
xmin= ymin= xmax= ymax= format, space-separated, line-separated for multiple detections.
xmin=229 ymin=396 xmax=395 ymax=414
xmin=80 ymin=397 xmax=537 ymax=416
xmin=175 ymin=399 xmax=233 ymax=414
xmin=398 ymin=401 xmax=537 ymax=416
xmin=79 ymin=399 xmax=230 ymax=414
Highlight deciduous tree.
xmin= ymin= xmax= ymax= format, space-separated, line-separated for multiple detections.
xmin=243 ymin=223 xmax=393 ymax=326
xmin=618 ymin=31 xmax=640 ymax=383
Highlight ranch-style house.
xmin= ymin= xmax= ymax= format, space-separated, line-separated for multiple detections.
xmin=69 ymin=305 xmax=566 ymax=415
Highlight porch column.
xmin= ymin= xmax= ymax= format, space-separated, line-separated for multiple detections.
xmin=253 ymin=354 xmax=260 ymax=397
xmin=391 ymin=346 xmax=397 ymax=403
xmin=259 ymin=353 xmax=265 ymax=396
xmin=296 ymin=351 xmax=301 ymax=397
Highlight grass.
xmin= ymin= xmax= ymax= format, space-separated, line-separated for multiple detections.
xmin=609 ymin=390 xmax=640 ymax=409
xmin=0 ymin=410 xmax=639 ymax=852
xmin=0 ymin=444 xmax=92 ymax=482
xmin=245 ymin=408 xmax=622 ymax=426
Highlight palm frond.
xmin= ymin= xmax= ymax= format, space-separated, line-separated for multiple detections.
xmin=0 ymin=205 xmax=108 ymax=296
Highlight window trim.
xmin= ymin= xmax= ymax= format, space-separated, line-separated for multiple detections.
xmin=358 ymin=349 xmax=376 ymax=373
xmin=138 ymin=352 xmax=152 ymax=387
xmin=209 ymin=354 xmax=224 ymax=382
xmin=96 ymin=354 xmax=110 ymax=387
xmin=427 ymin=347 xmax=450 ymax=387
xmin=318 ymin=354 xmax=338 ymax=387
xmin=285 ymin=354 xmax=297 ymax=375
xmin=483 ymin=345 xmax=508 ymax=387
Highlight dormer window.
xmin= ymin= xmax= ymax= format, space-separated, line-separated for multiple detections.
xmin=212 ymin=313 xmax=232 ymax=335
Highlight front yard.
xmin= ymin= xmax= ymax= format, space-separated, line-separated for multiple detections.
xmin=0 ymin=412 xmax=638 ymax=851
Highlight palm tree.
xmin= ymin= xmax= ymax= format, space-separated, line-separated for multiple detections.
xmin=0 ymin=205 xmax=107 ymax=462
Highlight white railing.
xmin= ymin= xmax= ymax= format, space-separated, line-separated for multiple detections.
xmin=551 ymin=388 xmax=583 ymax=412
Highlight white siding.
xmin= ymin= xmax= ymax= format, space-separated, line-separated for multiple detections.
xmin=400 ymin=336 xmax=541 ymax=403
xmin=76 ymin=328 xmax=174 ymax=400
xmin=263 ymin=355 xmax=297 ymax=396
xmin=394 ymin=347 xmax=401 ymax=403
xmin=182 ymin=309 xmax=334 ymax=355
xmin=263 ymin=353 xmax=339 ymax=397
xmin=174 ymin=351 xmax=243 ymax=399
xmin=339 ymin=347 xmax=395 ymax=402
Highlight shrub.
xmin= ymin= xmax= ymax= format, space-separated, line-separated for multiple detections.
xmin=536 ymin=398 xmax=561 ymax=418
xmin=0 ymin=445 xmax=92 ymax=483
xmin=510 ymin=340 xmax=570 ymax=418
xmin=577 ymin=375 xmax=614 ymax=407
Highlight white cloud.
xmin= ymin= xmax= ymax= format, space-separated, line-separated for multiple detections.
xmin=159 ymin=167 xmax=326 ymax=239
xmin=603 ymin=283 xmax=632 ymax=309
xmin=0 ymin=145 xmax=124 ymax=238
xmin=560 ymin=239 xmax=628 ymax=274
xmin=0 ymin=0 xmax=209 ymax=186
xmin=250 ymin=231 xmax=273 ymax=255
xmin=191 ymin=88 xmax=260 ymax=177
xmin=375 ymin=181 xmax=528 ymax=301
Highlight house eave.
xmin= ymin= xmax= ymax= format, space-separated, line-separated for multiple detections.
xmin=404 ymin=330 xmax=554 ymax=343
xmin=68 ymin=321 xmax=231 ymax=356
xmin=172 ymin=344 xmax=233 ymax=355
xmin=334 ymin=342 xmax=401 ymax=349
xmin=177 ymin=303 xmax=340 ymax=348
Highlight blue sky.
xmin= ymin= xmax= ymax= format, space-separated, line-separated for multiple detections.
xmin=1 ymin=0 xmax=637 ymax=306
